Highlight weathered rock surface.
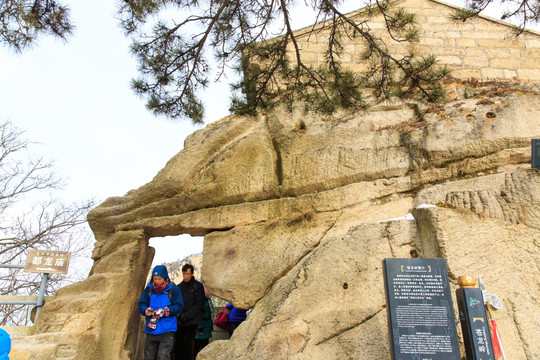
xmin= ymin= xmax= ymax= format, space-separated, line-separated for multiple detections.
xmin=8 ymin=84 xmax=540 ymax=359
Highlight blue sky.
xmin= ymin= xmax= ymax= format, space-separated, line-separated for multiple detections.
xmin=0 ymin=1 xmax=232 ymax=266
xmin=0 ymin=1 xmax=231 ymax=202
xmin=0 ymin=0 xmax=537 ymax=269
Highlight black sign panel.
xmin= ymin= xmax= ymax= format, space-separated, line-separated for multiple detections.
xmin=455 ymin=288 xmax=495 ymax=360
xmin=383 ymin=258 xmax=461 ymax=360
xmin=532 ymin=139 xmax=540 ymax=169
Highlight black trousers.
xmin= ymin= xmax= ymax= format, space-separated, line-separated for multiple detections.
xmin=144 ymin=331 xmax=175 ymax=360
xmin=193 ymin=338 xmax=209 ymax=357
xmin=175 ymin=324 xmax=198 ymax=360
xmin=228 ymin=321 xmax=242 ymax=337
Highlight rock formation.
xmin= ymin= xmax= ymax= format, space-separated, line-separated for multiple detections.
xmin=7 ymin=79 xmax=540 ymax=359
xmin=7 ymin=0 xmax=540 ymax=356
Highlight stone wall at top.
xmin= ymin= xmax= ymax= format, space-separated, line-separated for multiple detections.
xmin=287 ymin=0 xmax=540 ymax=81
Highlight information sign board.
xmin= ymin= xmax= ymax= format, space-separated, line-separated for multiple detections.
xmin=383 ymin=258 xmax=461 ymax=360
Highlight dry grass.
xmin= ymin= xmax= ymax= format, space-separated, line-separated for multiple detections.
xmin=286 ymin=210 xmax=315 ymax=225
xmin=266 ymin=218 xmax=281 ymax=228
xmin=265 ymin=209 xmax=316 ymax=228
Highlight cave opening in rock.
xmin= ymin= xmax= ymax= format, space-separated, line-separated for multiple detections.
xmin=148 ymin=234 xmax=204 ymax=281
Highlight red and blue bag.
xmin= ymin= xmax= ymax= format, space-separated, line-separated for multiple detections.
xmin=213 ymin=309 xmax=229 ymax=330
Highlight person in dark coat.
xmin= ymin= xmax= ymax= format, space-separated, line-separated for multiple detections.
xmin=175 ymin=264 xmax=205 ymax=360
xmin=194 ymin=285 xmax=215 ymax=357
xmin=226 ymin=302 xmax=248 ymax=337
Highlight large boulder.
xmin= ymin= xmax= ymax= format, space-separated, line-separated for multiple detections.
xmin=9 ymin=82 xmax=540 ymax=359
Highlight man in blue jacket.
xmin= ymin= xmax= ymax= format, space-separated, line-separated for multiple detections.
xmin=226 ymin=302 xmax=248 ymax=336
xmin=139 ymin=265 xmax=183 ymax=360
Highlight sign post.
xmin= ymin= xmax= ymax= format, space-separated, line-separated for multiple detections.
xmin=531 ymin=139 xmax=540 ymax=169
xmin=383 ymin=258 xmax=461 ymax=360
xmin=23 ymin=249 xmax=71 ymax=320
xmin=455 ymin=276 xmax=495 ymax=360
xmin=24 ymin=249 xmax=71 ymax=274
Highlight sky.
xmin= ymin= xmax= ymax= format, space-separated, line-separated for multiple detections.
xmin=0 ymin=0 xmax=538 ymax=271
xmin=0 ymin=0 xmax=355 ymax=270
xmin=0 ymin=1 xmax=228 ymax=267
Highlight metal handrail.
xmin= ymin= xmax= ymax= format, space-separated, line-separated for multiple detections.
xmin=0 ymin=264 xmax=24 ymax=269
xmin=0 ymin=263 xmax=49 ymax=322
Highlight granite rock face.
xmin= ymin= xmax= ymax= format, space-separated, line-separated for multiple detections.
xmin=8 ymin=85 xmax=540 ymax=359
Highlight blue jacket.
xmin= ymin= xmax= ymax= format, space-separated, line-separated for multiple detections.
xmin=138 ymin=282 xmax=183 ymax=335
xmin=0 ymin=328 xmax=10 ymax=360
xmin=226 ymin=303 xmax=248 ymax=323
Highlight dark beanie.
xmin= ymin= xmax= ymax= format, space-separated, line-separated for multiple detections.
xmin=151 ymin=265 xmax=169 ymax=281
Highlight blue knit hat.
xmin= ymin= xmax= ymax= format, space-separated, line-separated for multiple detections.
xmin=151 ymin=265 xmax=169 ymax=281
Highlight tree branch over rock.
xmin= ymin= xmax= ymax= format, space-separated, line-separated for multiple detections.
xmin=1 ymin=0 xmax=538 ymax=122
xmin=117 ymin=0 xmax=456 ymax=122
xmin=0 ymin=0 xmax=73 ymax=52
xmin=451 ymin=0 xmax=539 ymax=32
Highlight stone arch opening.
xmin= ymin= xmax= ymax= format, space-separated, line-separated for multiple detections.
xmin=148 ymin=234 xmax=204 ymax=270
xmin=147 ymin=234 xmax=206 ymax=290
xmin=132 ymin=234 xmax=205 ymax=359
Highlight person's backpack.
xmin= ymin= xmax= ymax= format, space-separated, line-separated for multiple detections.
xmin=146 ymin=282 xmax=175 ymax=306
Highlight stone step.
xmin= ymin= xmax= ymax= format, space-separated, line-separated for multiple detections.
xmin=9 ymin=331 xmax=93 ymax=360
xmin=0 ymin=325 xmax=34 ymax=336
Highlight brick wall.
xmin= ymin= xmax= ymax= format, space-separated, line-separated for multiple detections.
xmin=287 ymin=0 xmax=540 ymax=81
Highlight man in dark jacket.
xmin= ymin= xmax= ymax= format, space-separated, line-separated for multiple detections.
xmin=175 ymin=264 xmax=205 ymax=360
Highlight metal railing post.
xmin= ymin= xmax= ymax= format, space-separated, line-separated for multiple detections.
xmin=0 ymin=263 xmax=49 ymax=322
xmin=0 ymin=264 xmax=24 ymax=270
xmin=35 ymin=273 xmax=49 ymax=320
